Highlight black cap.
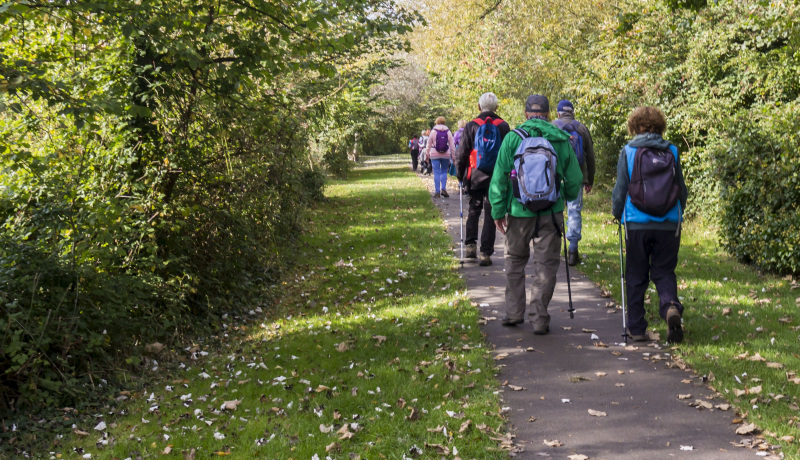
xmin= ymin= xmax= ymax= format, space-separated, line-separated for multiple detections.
xmin=525 ymin=94 xmax=549 ymax=113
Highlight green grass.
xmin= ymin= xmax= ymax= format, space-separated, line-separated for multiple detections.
xmin=579 ymin=183 xmax=800 ymax=454
xmin=51 ymin=156 xmax=507 ymax=459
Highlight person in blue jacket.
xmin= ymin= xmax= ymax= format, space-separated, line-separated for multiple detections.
xmin=612 ymin=106 xmax=689 ymax=343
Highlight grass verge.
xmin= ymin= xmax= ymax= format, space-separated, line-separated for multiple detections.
xmin=578 ymin=183 xmax=800 ymax=455
xmin=49 ymin=157 xmax=507 ymax=459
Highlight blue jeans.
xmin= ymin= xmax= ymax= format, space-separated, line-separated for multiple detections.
xmin=566 ymin=186 xmax=583 ymax=252
xmin=432 ymin=159 xmax=450 ymax=193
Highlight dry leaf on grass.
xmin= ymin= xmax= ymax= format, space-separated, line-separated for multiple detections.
xmin=735 ymin=423 xmax=758 ymax=435
xmin=425 ymin=443 xmax=450 ymax=455
xmin=221 ymin=400 xmax=241 ymax=411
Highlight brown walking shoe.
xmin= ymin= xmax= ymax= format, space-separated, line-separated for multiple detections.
xmin=666 ymin=305 xmax=684 ymax=343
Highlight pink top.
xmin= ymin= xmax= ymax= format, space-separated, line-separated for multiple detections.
xmin=426 ymin=124 xmax=455 ymax=161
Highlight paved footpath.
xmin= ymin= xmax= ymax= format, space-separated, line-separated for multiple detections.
xmin=421 ymin=173 xmax=771 ymax=459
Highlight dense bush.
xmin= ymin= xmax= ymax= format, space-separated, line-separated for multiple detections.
xmin=716 ymin=106 xmax=800 ymax=274
xmin=0 ymin=0 xmax=417 ymax=409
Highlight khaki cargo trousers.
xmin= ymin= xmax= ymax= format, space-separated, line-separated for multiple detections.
xmin=503 ymin=212 xmax=564 ymax=329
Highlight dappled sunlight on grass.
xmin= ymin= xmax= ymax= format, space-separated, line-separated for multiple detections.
xmin=54 ymin=158 xmax=508 ymax=459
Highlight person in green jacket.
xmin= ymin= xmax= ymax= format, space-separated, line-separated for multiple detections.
xmin=489 ymin=95 xmax=583 ymax=335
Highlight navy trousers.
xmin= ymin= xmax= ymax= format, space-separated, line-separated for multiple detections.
xmin=625 ymin=229 xmax=683 ymax=335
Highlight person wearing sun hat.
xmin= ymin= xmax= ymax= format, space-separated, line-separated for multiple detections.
xmin=553 ymin=99 xmax=596 ymax=266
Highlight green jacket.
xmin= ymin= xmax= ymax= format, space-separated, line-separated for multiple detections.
xmin=489 ymin=117 xmax=583 ymax=220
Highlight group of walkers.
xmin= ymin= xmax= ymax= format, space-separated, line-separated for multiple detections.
xmin=410 ymin=92 xmax=688 ymax=343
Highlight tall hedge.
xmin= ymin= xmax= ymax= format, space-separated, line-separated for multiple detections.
xmin=0 ymin=0 xmax=417 ymax=408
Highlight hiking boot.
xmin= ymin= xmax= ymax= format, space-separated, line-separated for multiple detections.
xmin=500 ymin=317 xmax=523 ymax=326
xmin=532 ymin=325 xmax=550 ymax=335
xmin=465 ymin=244 xmax=477 ymax=259
xmin=433 ymin=192 xmax=441 ymax=198
xmin=629 ymin=331 xmax=649 ymax=342
xmin=568 ymin=249 xmax=579 ymax=266
xmin=666 ymin=305 xmax=684 ymax=343
xmin=479 ymin=253 xmax=492 ymax=266
xmin=441 ymin=190 xmax=449 ymax=197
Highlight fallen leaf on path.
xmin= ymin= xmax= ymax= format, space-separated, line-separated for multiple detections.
xmin=715 ymin=403 xmax=731 ymax=410
xmin=544 ymin=439 xmax=563 ymax=447
xmin=588 ymin=409 xmax=607 ymax=417
xmin=595 ymin=372 xmax=607 ymax=377
xmin=561 ymin=326 xmax=572 ymax=331
xmin=615 ymin=383 xmax=625 ymax=387
xmin=528 ymin=416 xmax=536 ymax=422
xmin=568 ymin=455 xmax=589 ymax=460
xmin=678 ymin=394 xmax=692 ymax=399
xmin=508 ymin=385 xmax=526 ymax=391
xmin=582 ymin=328 xmax=597 ymax=333
xmin=494 ymin=353 xmax=509 ymax=360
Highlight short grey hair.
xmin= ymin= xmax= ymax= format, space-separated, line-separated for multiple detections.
xmin=478 ymin=92 xmax=498 ymax=112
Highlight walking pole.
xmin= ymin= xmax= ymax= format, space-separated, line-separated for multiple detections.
xmin=459 ymin=181 xmax=464 ymax=267
xmin=617 ymin=220 xmax=630 ymax=343
xmin=562 ymin=220 xmax=575 ymax=319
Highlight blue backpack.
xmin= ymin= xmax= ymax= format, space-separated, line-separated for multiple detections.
xmin=469 ymin=117 xmax=503 ymax=177
xmin=554 ymin=119 xmax=584 ymax=166
xmin=510 ymin=129 xmax=560 ymax=212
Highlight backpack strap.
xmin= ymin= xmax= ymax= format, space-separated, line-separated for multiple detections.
xmin=512 ymin=128 xmax=529 ymax=140
xmin=473 ymin=117 xmax=486 ymax=126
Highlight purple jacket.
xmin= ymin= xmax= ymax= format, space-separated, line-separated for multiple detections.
xmin=453 ymin=128 xmax=465 ymax=148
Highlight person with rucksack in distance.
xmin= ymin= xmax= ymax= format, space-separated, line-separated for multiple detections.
xmin=455 ymin=92 xmax=510 ymax=266
xmin=409 ymin=135 xmax=420 ymax=172
xmin=426 ymin=117 xmax=456 ymax=198
xmin=489 ymin=95 xmax=582 ymax=334
xmin=612 ymin=106 xmax=688 ymax=343
xmin=553 ymin=99 xmax=595 ymax=266
xmin=419 ymin=129 xmax=432 ymax=175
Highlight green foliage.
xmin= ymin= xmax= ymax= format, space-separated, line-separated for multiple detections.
xmin=0 ymin=0 xmax=418 ymax=416
xmin=716 ymin=107 xmax=800 ymax=274
xmin=413 ymin=0 xmax=800 ymax=273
